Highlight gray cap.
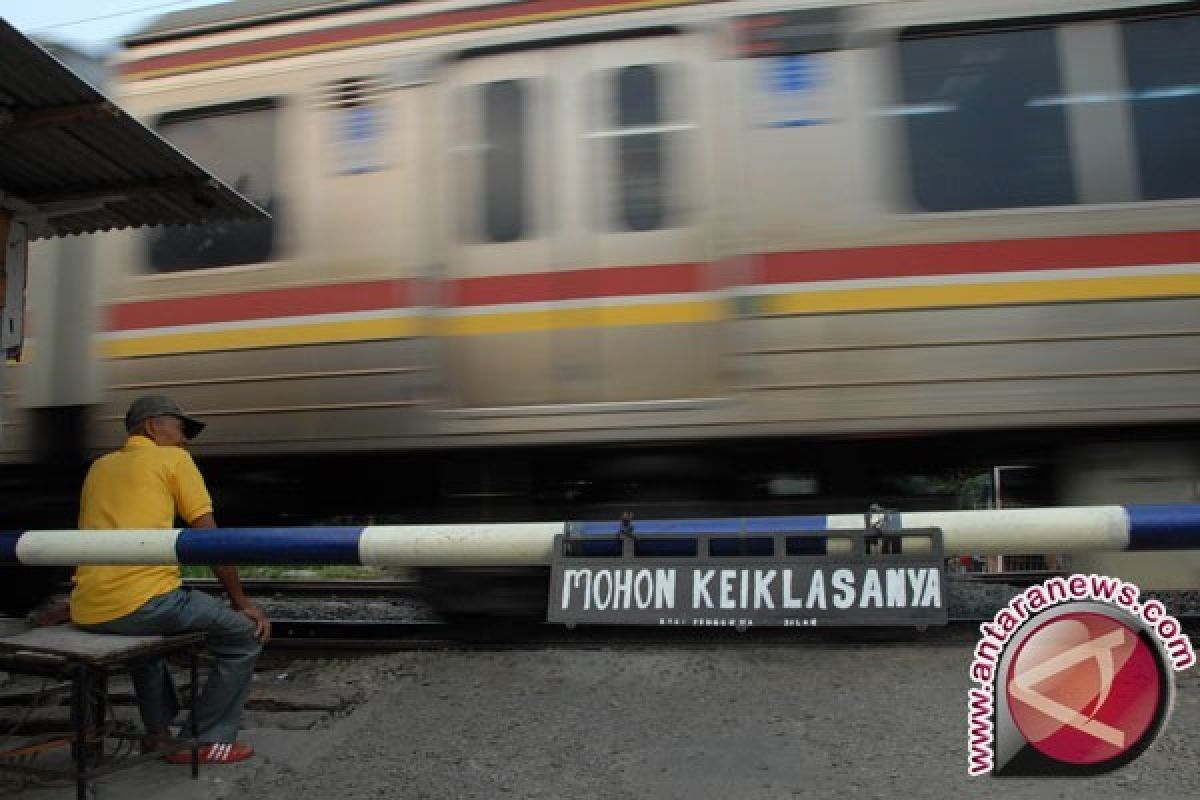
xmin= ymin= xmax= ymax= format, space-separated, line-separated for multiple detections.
xmin=124 ymin=395 xmax=206 ymax=440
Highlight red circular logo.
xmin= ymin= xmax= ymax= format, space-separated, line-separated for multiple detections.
xmin=1006 ymin=611 xmax=1162 ymax=766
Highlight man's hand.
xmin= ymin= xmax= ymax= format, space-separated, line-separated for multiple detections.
xmin=208 ymin=556 xmax=270 ymax=643
xmin=237 ymin=603 xmax=272 ymax=643
xmin=29 ymin=600 xmax=71 ymax=627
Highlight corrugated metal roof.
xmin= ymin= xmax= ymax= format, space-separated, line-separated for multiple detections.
xmin=0 ymin=18 xmax=267 ymax=241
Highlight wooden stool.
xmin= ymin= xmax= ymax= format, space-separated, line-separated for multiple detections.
xmin=0 ymin=625 xmax=204 ymax=799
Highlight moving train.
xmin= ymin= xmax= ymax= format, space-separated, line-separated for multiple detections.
xmin=3 ymin=0 xmax=1198 ymax=596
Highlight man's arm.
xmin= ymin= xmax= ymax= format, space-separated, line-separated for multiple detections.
xmin=190 ymin=513 xmax=271 ymax=642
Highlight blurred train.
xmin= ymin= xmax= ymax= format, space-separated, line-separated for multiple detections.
xmin=3 ymin=0 xmax=1199 ymax=595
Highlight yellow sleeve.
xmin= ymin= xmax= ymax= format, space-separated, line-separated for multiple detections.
xmin=170 ymin=450 xmax=214 ymax=525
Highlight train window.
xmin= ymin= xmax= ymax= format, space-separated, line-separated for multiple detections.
xmin=145 ymin=100 xmax=278 ymax=272
xmin=897 ymin=28 xmax=1075 ymax=211
xmin=1121 ymin=11 xmax=1200 ymax=200
xmin=616 ymin=65 xmax=668 ymax=231
xmin=482 ymin=80 xmax=528 ymax=243
xmin=595 ymin=64 xmax=688 ymax=232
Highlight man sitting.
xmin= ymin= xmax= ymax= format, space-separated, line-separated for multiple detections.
xmin=71 ymin=395 xmax=270 ymax=764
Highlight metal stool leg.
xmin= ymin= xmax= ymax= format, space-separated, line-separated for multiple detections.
xmin=90 ymin=673 xmax=108 ymax=755
xmin=189 ymin=644 xmax=199 ymax=779
xmin=71 ymin=663 xmax=90 ymax=800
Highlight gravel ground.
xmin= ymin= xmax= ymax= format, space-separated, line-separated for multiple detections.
xmin=233 ymin=641 xmax=1199 ymax=800
xmin=9 ymin=580 xmax=1196 ymax=799
xmin=256 ymin=597 xmax=434 ymax=622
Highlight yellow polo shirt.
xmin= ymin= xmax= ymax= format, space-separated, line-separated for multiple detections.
xmin=70 ymin=435 xmax=214 ymax=624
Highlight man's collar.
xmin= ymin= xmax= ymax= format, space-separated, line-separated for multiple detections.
xmin=124 ymin=434 xmax=156 ymax=449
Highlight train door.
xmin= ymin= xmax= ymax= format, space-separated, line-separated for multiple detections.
xmin=575 ymin=36 xmax=716 ymax=404
xmin=444 ymin=51 xmax=558 ymax=407
xmin=443 ymin=34 xmax=718 ymax=408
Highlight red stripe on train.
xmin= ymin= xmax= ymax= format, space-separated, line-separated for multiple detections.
xmin=106 ymin=263 xmax=704 ymax=331
xmin=450 ymin=262 xmax=704 ymax=306
xmin=761 ymin=230 xmax=1200 ymax=283
xmin=122 ymin=0 xmax=698 ymax=77
xmin=109 ymin=279 xmax=416 ymax=331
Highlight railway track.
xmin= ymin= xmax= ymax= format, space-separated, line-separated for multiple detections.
xmin=263 ymin=619 xmax=1018 ymax=650
xmin=183 ymin=577 xmax=1198 ymax=650
xmin=187 ymin=572 xmax=1067 ymax=597
xmin=184 ymin=578 xmax=420 ymax=598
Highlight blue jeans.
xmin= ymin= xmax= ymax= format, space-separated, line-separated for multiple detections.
xmin=79 ymin=588 xmax=261 ymax=744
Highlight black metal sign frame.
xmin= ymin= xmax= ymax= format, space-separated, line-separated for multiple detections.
xmin=548 ymin=528 xmax=947 ymax=628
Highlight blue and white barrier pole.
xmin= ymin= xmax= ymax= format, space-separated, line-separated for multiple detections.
xmin=0 ymin=506 xmax=1197 ymax=567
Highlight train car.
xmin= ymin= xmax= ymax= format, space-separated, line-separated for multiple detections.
xmin=2 ymin=0 xmax=1198 ymax=590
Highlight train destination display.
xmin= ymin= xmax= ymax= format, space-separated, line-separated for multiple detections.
xmin=548 ymin=533 xmax=948 ymax=628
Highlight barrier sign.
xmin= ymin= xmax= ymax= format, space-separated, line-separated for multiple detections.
xmin=548 ymin=530 xmax=947 ymax=628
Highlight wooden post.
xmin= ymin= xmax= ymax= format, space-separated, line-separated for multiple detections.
xmin=0 ymin=210 xmax=9 ymax=309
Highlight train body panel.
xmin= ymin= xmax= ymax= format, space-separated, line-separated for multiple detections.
xmin=3 ymin=0 xmax=1199 ymax=528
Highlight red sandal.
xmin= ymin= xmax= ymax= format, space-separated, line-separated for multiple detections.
xmin=165 ymin=741 xmax=254 ymax=764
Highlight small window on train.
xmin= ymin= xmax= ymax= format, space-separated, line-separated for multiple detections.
xmin=1121 ymin=11 xmax=1200 ymax=201
xmin=616 ymin=65 xmax=667 ymax=231
xmin=145 ymin=101 xmax=278 ymax=272
xmin=897 ymin=28 xmax=1075 ymax=211
xmin=604 ymin=64 xmax=684 ymax=232
xmin=482 ymin=80 xmax=528 ymax=243
xmin=320 ymin=76 xmax=389 ymax=176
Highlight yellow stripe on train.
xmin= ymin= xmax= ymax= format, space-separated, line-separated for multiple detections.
xmin=440 ymin=299 xmax=725 ymax=336
xmin=101 ymin=317 xmax=426 ymax=358
xmin=757 ymin=273 xmax=1200 ymax=316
